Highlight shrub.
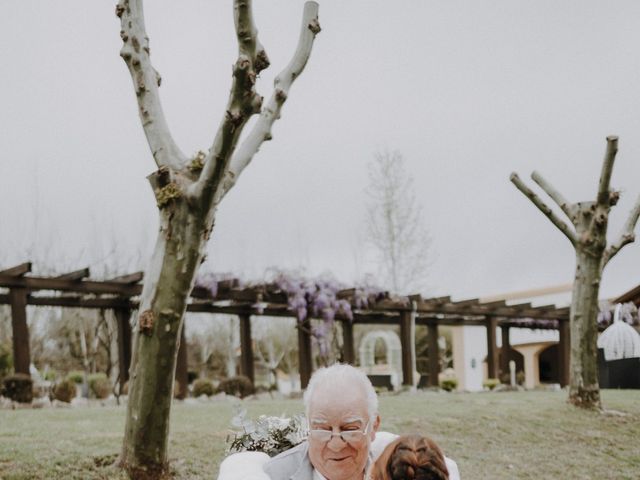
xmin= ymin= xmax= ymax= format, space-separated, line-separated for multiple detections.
xmin=516 ymin=370 xmax=526 ymax=386
xmin=53 ymin=379 xmax=77 ymax=403
xmin=88 ymin=373 xmax=112 ymax=399
xmin=440 ymin=378 xmax=458 ymax=392
xmin=192 ymin=378 xmax=215 ymax=397
xmin=483 ymin=378 xmax=500 ymax=390
xmin=217 ymin=375 xmax=255 ymax=398
xmin=2 ymin=373 xmax=33 ymax=403
xmin=67 ymin=371 xmax=85 ymax=384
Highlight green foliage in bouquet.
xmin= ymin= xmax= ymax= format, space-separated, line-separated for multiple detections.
xmin=227 ymin=407 xmax=307 ymax=457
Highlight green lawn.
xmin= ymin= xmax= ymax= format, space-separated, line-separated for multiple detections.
xmin=1 ymin=390 xmax=639 ymax=479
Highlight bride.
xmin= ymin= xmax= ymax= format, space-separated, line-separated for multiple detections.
xmin=369 ymin=434 xmax=449 ymax=480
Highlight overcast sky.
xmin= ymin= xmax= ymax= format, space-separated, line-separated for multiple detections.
xmin=2 ymin=1 xmax=640 ymax=305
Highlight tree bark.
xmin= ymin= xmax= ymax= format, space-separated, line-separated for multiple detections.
xmin=115 ymin=1 xmax=320 ymax=476
xmin=568 ymin=249 xmax=602 ymax=408
xmin=567 ymin=202 xmax=606 ymax=409
xmin=121 ymin=200 xmax=208 ymax=478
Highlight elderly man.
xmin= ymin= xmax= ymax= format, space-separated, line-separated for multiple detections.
xmin=263 ymin=363 xmax=459 ymax=480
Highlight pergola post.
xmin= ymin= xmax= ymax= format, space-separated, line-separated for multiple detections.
xmin=399 ymin=311 xmax=414 ymax=387
xmin=238 ymin=314 xmax=254 ymax=384
xmin=558 ymin=319 xmax=570 ymax=387
xmin=175 ymin=323 xmax=189 ymax=399
xmin=9 ymin=288 xmax=30 ymax=376
xmin=342 ymin=320 xmax=355 ymax=365
xmin=114 ymin=308 xmax=132 ymax=390
xmin=500 ymin=325 xmax=511 ymax=380
xmin=486 ymin=317 xmax=499 ymax=379
xmin=427 ymin=323 xmax=440 ymax=387
xmin=297 ymin=320 xmax=313 ymax=389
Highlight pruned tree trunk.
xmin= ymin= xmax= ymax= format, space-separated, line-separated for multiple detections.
xmin=115 ymin=1 xmax=320 ymax=477
xmin=121 ymin=200 xmax=208 ymax=477
xmin=511 ymin=136 xmax=640 ymax=409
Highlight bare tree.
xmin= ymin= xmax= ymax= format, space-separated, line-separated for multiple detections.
xmin=115 ymin=1 xmax=320 ymax=476
xmin=253 ymin=317 xmax=298 ymax=387
xmin=186 ymin=316 xmax=238 ymax=379
xmin=511 ymin=136 xmax=640 ymax=409
xmin=365 ymin=150 xmax=431 ymax=294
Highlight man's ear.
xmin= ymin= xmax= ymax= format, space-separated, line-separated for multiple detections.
xmin=370 ymin=414 xmax=381 ymax=441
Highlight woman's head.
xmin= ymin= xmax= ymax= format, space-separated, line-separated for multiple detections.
xmin=371 ymin=434 xmax=449 ymax=480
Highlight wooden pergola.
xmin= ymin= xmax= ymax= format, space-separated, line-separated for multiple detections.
xmin=0 ymin=262 xmax=572 ymax=393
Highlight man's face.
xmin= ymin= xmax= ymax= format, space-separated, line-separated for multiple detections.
xmin=307 ymin=385 xmax=379 ymax=480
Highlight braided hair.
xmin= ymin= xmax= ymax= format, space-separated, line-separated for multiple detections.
xmin=371 ymin=434 xmax=449 ymax=480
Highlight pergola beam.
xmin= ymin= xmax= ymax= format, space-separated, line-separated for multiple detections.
xmin=0 ymin=275 xmax=142 ymax=296
xmin=0 ymin=262 xmax=32 ymax=276
xmin=399 ymin=311 xmax=414 ymax=387
xmin=479 ymin=300 xmax=507 ymax=308
xmin=114 ymin=307 xmax=132 ymax=391
xmin=500 ymin=325 xmax=511 ymax=380
xmin=486 ymin=317 xmax=499 ymax=379
xmin=452 ymin=298 xmax=480 ymax=306
xmin=108 ymin=271 xmax=144 ymax=284
xmin=0 ymin=293 xmax=570 ymax=328
xmin=297 ymin=320 xmax=312 ymax=389
xmin=55 ymin=268 xmax=90 ymax=281
xmin=427 ymin=323 xmax=440 ymax=387
xmin=175 ymin=325 xmax=189 ymax=399
xmin=9 ymin=288 xmax=30 ymax=375
xmin=423 ymin=295 xmax=451 ymax=304
xmin=342 ymin=320 xmax=355 ymax=364
xmin=238 ymin=314 xmax=255 ymax=384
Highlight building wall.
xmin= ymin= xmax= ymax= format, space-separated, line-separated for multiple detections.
xmin=453 ymin=325 xmax=560 ymax=391
xmin=452 ymin=326 xmax=486 ymax=391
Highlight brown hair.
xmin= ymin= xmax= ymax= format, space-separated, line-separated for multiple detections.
xmin=371 ymin=434 xmax=449 ymax=480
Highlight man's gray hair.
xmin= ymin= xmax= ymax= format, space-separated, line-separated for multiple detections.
xmin=303 ymin=363 xmax=378 ymax=420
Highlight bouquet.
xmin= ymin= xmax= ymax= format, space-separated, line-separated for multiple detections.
xmin=227 ymin=406 xmax=308 ymax=457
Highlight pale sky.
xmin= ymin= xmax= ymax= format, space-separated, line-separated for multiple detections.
xmin=2 ymin=1 xmax=640 ymax=304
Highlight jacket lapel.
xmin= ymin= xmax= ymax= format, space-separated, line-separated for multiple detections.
xmin=290 ymin=443 xmax=314 ymax=480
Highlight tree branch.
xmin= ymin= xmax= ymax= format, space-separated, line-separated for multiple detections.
xmin=510 ymin=172 xmax=578 ymax=246
xmin=218 ymin=1 xmax=321 ymax=200
xmin=597 ymin=136 xmax=618 ymax=206
xmin=116 ymin=0 xmax=186 ymax=169
xmin=531 ymin=171 xmax=577 ymax=223
xmin=188 ymin=0 xmax=267 ymax=206
xmin=602 ymin=193 xmax=640 ymax=266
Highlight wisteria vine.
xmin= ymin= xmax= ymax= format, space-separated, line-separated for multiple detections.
xmin=597 ymin=301 xmax=638 ymax=327
xmin=270 ymin=270 xmax=386 ymax=363
xmin=196 ymin=269 xmax=386 ymax=364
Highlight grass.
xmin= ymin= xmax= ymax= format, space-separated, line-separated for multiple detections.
xmin=0 ymin=390 xmax=639 ymax=479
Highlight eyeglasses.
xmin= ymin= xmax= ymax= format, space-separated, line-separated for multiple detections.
xmin=308 ymin=420 xmax=370 ymax=444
